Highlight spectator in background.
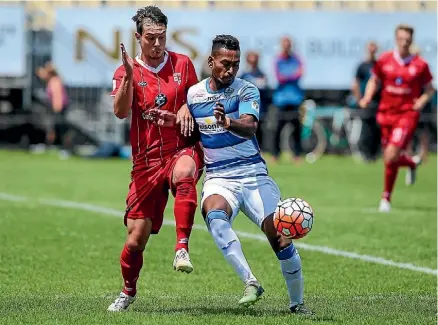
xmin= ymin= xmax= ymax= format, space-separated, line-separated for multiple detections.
xmin=352 ymin=41 xmax=380 ymax=161
xmin=272 ymin=36 xmax=304 ymax=163
xmin=406 ymin=45 xmax=436 ymax=167
xmin=36 ymin=62 xmax=71 ymax=159
xmin=240 ymin=51 xmax=269 ymax=149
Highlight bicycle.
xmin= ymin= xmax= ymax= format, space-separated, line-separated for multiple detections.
xmin=278 ymin=99 xmax=327 ymax=163
xmin=281 ymin=100 xmax=366 ymax=164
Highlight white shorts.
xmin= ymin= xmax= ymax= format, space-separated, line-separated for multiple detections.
xmin=200 ymin=175 xmax=281 ymax=228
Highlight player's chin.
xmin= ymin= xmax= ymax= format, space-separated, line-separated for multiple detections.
xmin=150 ymin=50 xmax=164 ymax=59
xmin=220 ymin=77 xmax=234 ymax=85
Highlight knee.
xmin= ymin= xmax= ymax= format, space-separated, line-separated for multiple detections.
xmin=173 ymin=168 xmax=196 ymax=183
xmin=262 ymin=216 xmax=292 ymax=253
xmin=126 ymin=234 xmax=147 ymax=252
xmin=384 ymin=147 xmax=399 ymax=166
xmin=205 ymin=210 xmax=235 ymax=249
xmin=268 ymin=232 xmax=292 ymax=253
xmin=173 ymin=165 xmax=196 ymax=184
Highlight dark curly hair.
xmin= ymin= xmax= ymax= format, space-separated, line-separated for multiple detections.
xmin=132 ymin=6 xmax=168 ymax=34
xmin=211 ymin=35 xmax=240 ymax=54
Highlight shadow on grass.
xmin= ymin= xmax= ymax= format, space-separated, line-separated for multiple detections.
xmin=133 ymin=304 xmax=337 ymax=322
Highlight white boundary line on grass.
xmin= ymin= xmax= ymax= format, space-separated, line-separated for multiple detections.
xmin=1 ymin=192 xmax=437 ymax=276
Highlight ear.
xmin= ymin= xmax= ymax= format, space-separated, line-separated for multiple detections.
xmin=207 ymin=56 xmax=213 ymax=68
xmin=135 ymin=32 xmax=141 ymax=41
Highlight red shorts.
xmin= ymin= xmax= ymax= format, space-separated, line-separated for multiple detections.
xmin=124 ymin=144 xmax=204 ymax=234
xmin=377 ymin=110 xmax=419 ymax=150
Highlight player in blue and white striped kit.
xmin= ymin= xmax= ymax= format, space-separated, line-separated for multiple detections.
xmin=186 ymin=35 xmax=313 ymax=314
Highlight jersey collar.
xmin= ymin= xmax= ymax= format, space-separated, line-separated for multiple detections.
xmin=135 ymin=51 xmax=169 ymax=73
xmin=393 ymin=50 xmax=415 ymax=66
xmin=205 ymin=77 xmax=237 ymax=94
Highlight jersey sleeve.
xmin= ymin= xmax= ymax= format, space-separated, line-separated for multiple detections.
xmin=372 ymin=56 xmax=385 ymax=81
xmin=238 ymin=83 xmax=261 ymax=120
xmin=110 ymin=65 xmax=126 ymax=97
xmin=421 ymin=62 xmax=433 ymax=86
xmin=185 ymin=58 xmax=198 ymax=92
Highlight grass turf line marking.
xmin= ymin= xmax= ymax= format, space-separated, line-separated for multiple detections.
xmin=0 ymin=192 xmax=436 ymax=276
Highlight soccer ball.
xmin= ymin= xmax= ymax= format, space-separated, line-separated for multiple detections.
xmin=273 ymin=198 xmax=314 ymax=239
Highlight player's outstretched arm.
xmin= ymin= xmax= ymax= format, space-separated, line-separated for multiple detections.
xmin=359 ymin=75 xmax=379 ymax=109
xmin=176 ymin=104 xmax=195 ymax=137
xmin=148 ymin=109 xmax=177 ymax=127
xmin=413 ymin=82 xmax=436 ymax=111
xmin=114 ymin=44 xmax=134 ymax=119
xmin=214 ymin=102 xmax=257 ymax=139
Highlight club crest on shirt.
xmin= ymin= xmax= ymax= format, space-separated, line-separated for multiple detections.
xmin=138 ymin=81 xmax=148 ymax=87
xmin=408 ymin=66 xmax=417 ymax=76
xmin=224 ymin=87 xmax=234 ymax=97
xmin=251 ymin=100 xmax=260 ymax=112
xmin=173 ymin=73 xmax=182 ymax=85
xmin=383 ymin=64 xmax=394 ymax=72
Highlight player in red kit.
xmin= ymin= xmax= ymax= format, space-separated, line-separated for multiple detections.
xmin=107 ymin=6 xmax=204 ymax=311
xmin=360 ymin=24 xmax=435 ymax=212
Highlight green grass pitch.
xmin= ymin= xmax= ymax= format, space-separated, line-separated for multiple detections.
xmin=0 ymin=150 xmax=436 ymax=325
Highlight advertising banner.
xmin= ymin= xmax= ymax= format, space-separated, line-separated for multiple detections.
xmin=0 ymin=6 xmax=26 ymax=77
xmin=53 ymin=8 xmax=436 ymax=89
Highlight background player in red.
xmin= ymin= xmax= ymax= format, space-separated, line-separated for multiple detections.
xmin=359 ymin=24 xmax=435 ymax=212
xmin=107 ymin=6 xmax=204 ymax=311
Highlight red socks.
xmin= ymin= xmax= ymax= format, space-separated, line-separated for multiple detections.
xmin=173 ymin=177 xmax=197 ymax=252
xmin=397 ymin=154 xmax=416 ymax=169
xmin=382 ymin=154 xmax=416 ymax=201
xmin=120 ymin=244 xmax=143 ymax=297
xmin=119 ymin=176 xmax=197 ymax=298
xmin=383 ymin=161 xmax=399 ymax=202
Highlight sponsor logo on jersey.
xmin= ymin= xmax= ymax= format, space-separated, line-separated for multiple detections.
xmin=138 ymin=81 xmax=147 ymax=87
xmin=196 ymin=116 xmax=227 ymax=134
xmin=386 ymin=85 xmax=412 ymax=95
xmin=251 ymin=100 xmax=260 ymax=112
xmin=206 ymin=95 xmax=223 ymax=102
xmin=193 ymin=91 xmax=204 ymax=99
xmin=141 ymin=111 xmax=154 ymax=121
xmin=191 ymin=92 xmax=223 ymax=104
xmin=173 ymin=73 xmax=182 ymax=85
xmin=395 ymin=77 xmax=403 ymax=85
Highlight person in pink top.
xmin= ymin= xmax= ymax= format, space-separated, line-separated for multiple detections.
xmin=36 ymin=62 xmax=71 ymax=158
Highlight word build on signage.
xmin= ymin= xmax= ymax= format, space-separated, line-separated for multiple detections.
xmin=53 ymin=8 xmax=436 ymax=89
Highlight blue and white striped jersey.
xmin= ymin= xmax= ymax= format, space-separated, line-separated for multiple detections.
xmin=187 ymin=78 xmax=268 ymax=178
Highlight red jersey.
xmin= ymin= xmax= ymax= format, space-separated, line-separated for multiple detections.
xmin=111 ymin=51 xmax=198 ymax=170
xmin=373 ymin=50 xmax=433 ymax=114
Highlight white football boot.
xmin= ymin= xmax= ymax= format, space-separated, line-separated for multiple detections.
xmin=405 ymin=155 xmax=422 ymax=186
xmin=378 ymin=198 xmax=391 ymax=213
xmin=107 ymin=292 xmax=135 ymax=312
xmin=173 ymin=248 xmax=194 ymax=273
